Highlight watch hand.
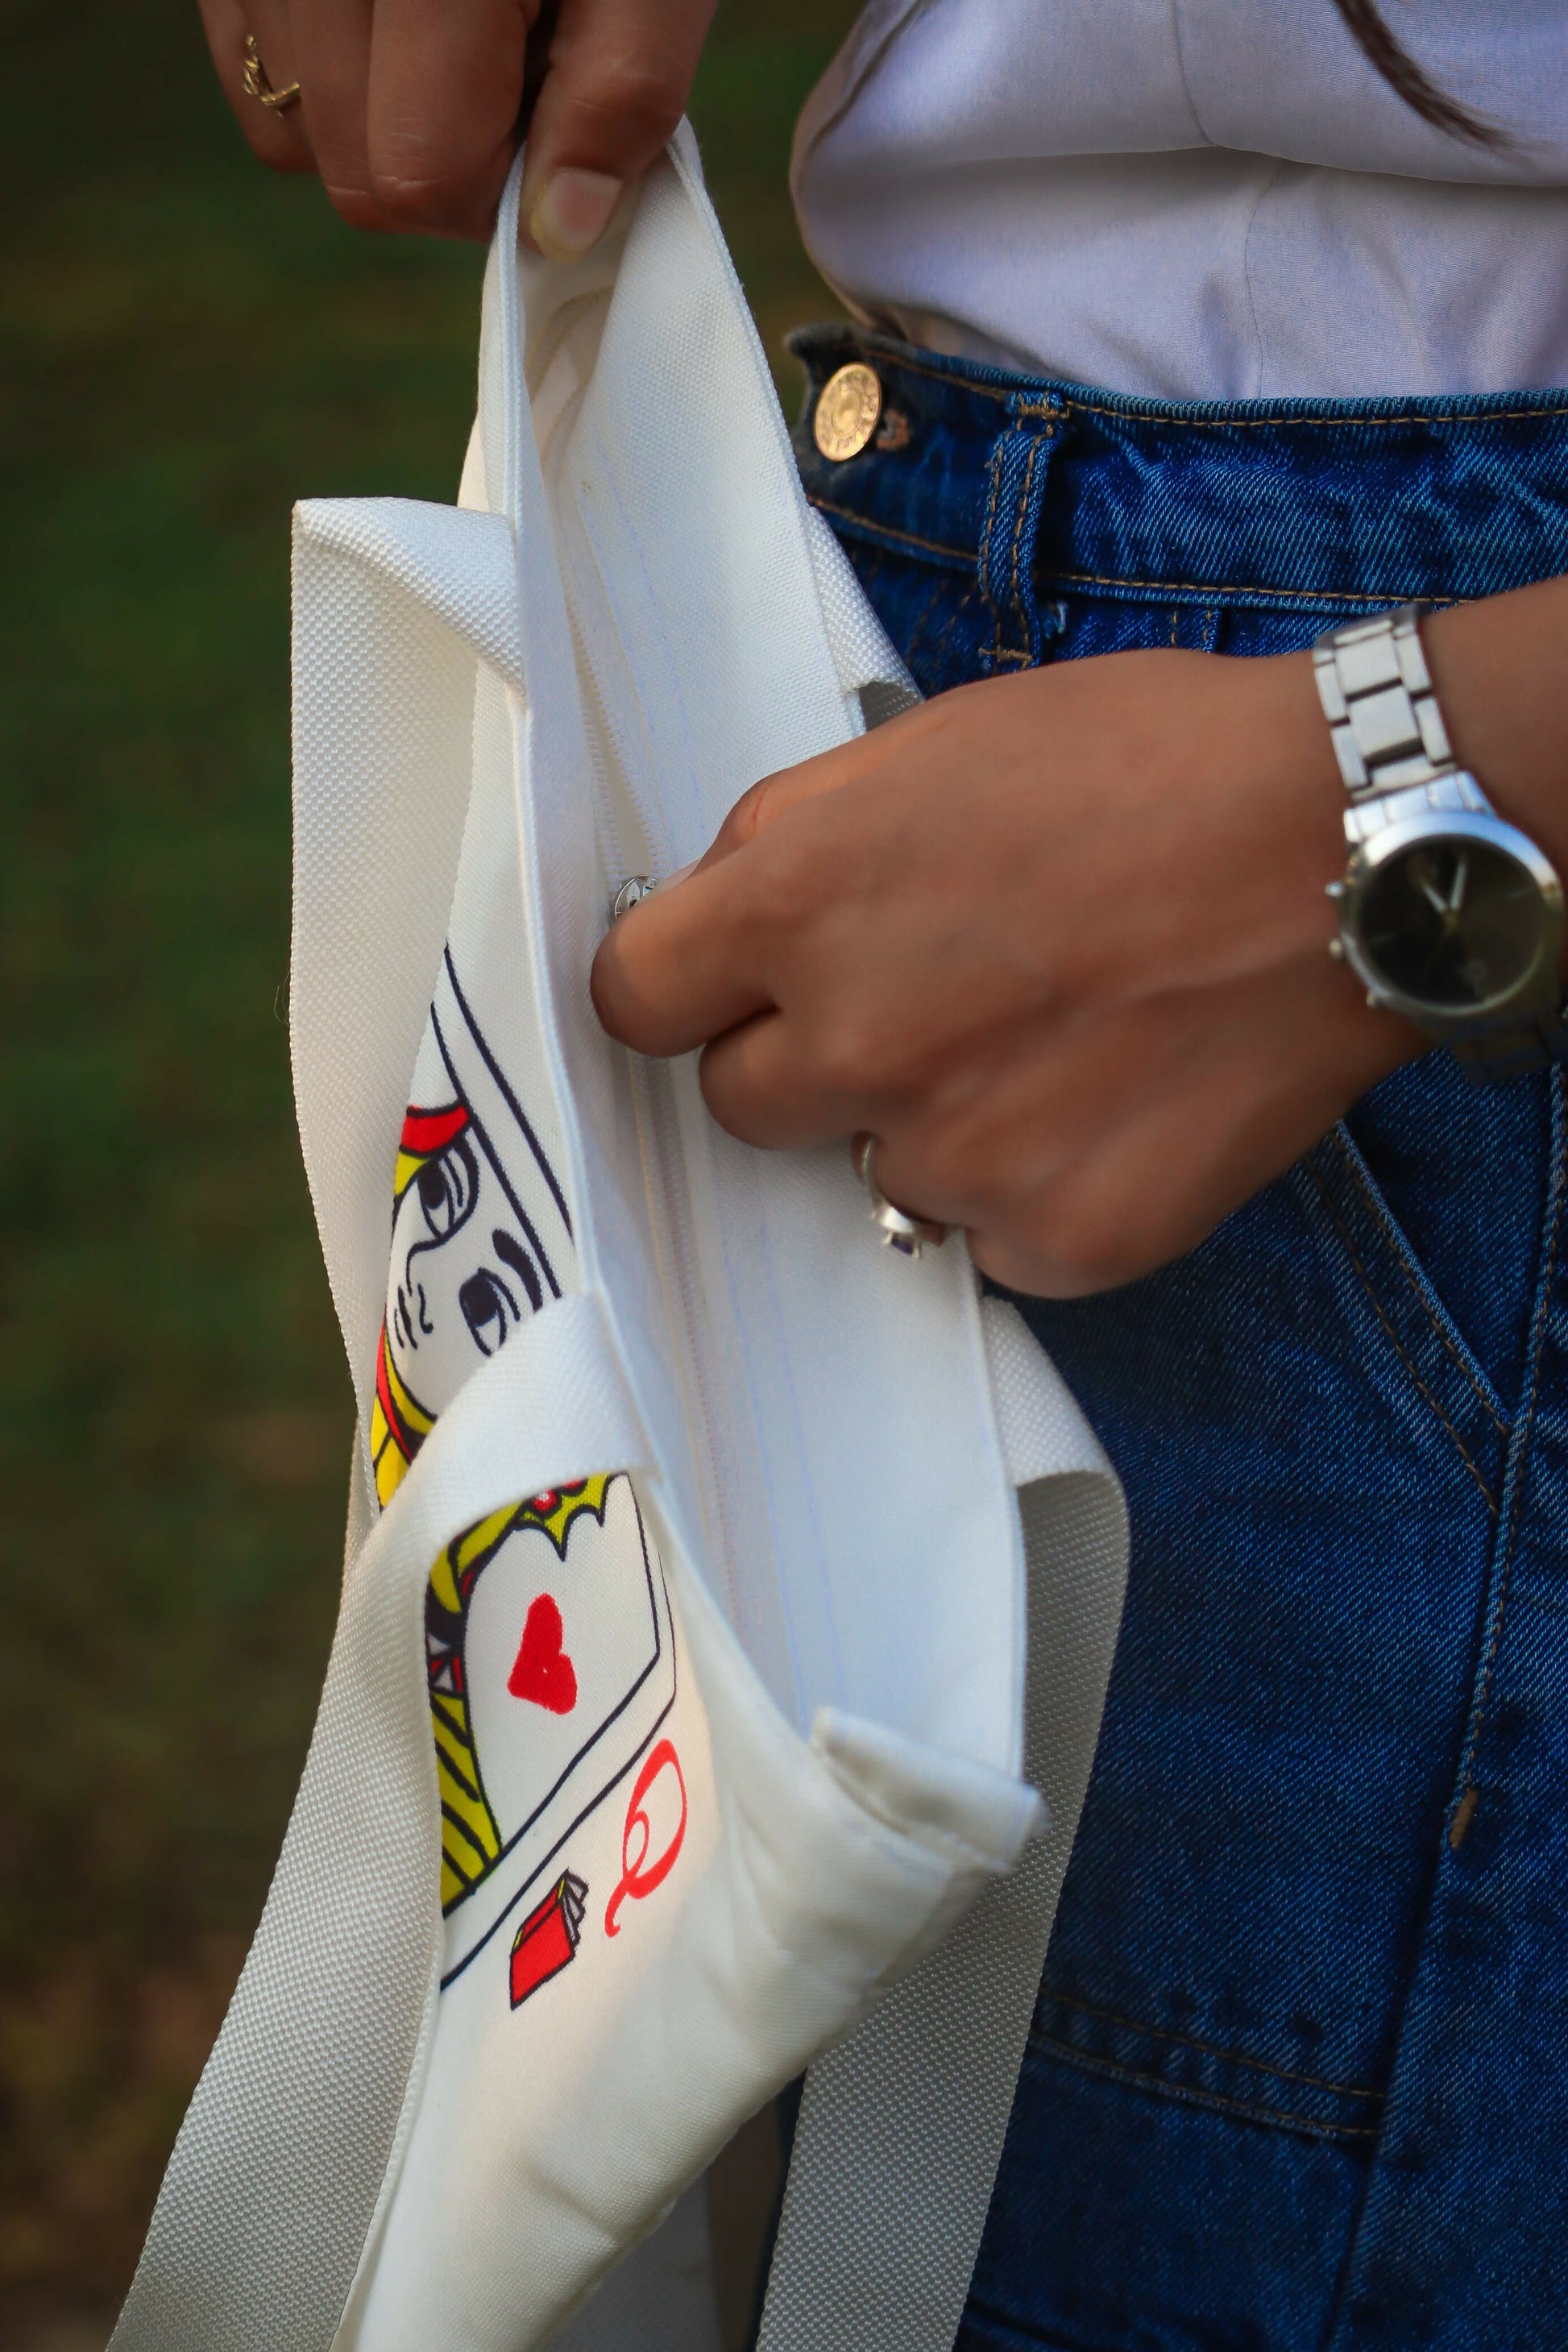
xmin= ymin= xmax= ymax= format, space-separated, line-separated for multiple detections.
xmin=1420 ymin=878 xmax=1450 ymax=918
xmin=1447 ymin=853 xmax=1469 ymax=916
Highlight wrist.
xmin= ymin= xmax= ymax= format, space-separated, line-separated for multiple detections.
xmin=1235 ymin=648 xmax=1354 ymax=951
xmin=1244 ymin=645 xmax=1431 ymax=1072
xmin=1309 ymin=596 xmax=1568 ymax=1072
xmin=1189 ymin=644 xmax=1431 ymax=1073
xmin=1423 ymin=579 xmax=1568 ymax=895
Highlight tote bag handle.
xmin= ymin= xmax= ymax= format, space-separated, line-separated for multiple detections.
xmin=109 ymin=1294 xmax=650 ymax=2352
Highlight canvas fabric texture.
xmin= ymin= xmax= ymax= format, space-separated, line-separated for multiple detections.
xmin=108 ymin=131 xmax=1127 ymax=2352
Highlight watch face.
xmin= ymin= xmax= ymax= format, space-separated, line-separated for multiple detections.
xmin=1357 ymin=834 xmax=1549 ymax=1013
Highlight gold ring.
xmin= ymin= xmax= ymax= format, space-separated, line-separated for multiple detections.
xmin=243 ymin=32 xmax=301 ymax=110
xmin=852 ymin=1135 xmax=950 ymax=1262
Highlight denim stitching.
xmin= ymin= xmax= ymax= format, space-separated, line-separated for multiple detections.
xmin=1049 ymin=566 xmax=1455 ymax=611
xmin=805 ymin=342 xmax=1568 ymax=430
xmin=1006 ymin=429 xmax=1047 ymax=652
xmin=1331 ymin=1130 xmax=1510 ymax=1434
xmin=1042 ymin=1990 xmax=1383 ymax=2101
xmin=1060 ymin=399 xmax=1568 ymax=433
xmin=1028 ymin=2036 xmax=1381 ymax=2142
xmin=977 ymin=425 xmax=1008 ymax=663
xmin=1456 ymin=1068 xmax=1566 ymax=1797
xmin=1305 ymin=1162 xmax=1500 ymax=1513
xmin=978 ymin=411 xmax=1059 ymax=666
xmin=803 ymin=501 xmax=1459 ymax=610
xmin=804 ymin=495 xmax=975 ymax=566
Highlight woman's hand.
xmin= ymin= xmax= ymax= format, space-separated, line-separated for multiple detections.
xmin=591 ymin=649 xmax=1425 ymax=1298
xmin=197 ymin=0 xmax=716 ymax=249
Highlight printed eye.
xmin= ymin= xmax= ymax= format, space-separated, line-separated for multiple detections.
xmin=458 ymin=1268 xmax=519 ymax=1356
xmin=494 ymin=1228 xmax=543 ymax=1313
xmin=416 ymin=1139 xmax=478 ymax=1242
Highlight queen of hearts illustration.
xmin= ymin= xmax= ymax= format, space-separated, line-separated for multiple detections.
xmin=372 ymin=953 xmax=678 ymax=1988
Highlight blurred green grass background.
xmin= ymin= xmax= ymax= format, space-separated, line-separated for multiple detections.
xmin=0 ymin=2 xmax=848 ymax=2333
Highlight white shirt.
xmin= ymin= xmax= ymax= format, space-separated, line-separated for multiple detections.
xmin=790 ymin=0 xmax=1568 ymax=399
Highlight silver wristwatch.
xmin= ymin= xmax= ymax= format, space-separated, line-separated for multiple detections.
xmin=1313 ymin=603 xmax=1568 ymax=1083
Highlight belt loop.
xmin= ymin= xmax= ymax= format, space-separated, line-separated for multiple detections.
xmin=977 ymin=393 xmax=1066 ymax=674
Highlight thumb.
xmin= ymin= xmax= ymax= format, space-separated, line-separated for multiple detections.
xmin=521 ymin=0 xmax=717 ymax=259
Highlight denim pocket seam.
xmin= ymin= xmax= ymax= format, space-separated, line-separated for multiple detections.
xmin=1303 ymin=1159 xmax=1500 ymax=1516
xmin=1330 ymin=1129 xmax=1510 ymax=1434
xmin=1040 ymin=1990 xmax=1382 ymax=2101
xmin=1046 ymin=565 xmax=1456 ymax=613
xmin=804 ymin=492 xmax=984 ymax=569
xmin=1027 ymin=2035 xmax=1381 ymax=2143
xmin=804 ymin=493 xmax=1459 ymax=613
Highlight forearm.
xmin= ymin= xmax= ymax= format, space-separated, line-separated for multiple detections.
xmin=1425 ymin=574 xmax=1568 ymax=894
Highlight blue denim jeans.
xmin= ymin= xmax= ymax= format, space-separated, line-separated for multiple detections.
xmin=792 ymin=328 xmax=1568 ymax=2351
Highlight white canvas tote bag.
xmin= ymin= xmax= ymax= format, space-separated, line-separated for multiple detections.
xmin=110 ymin=130 xmax=1127 ymax=2352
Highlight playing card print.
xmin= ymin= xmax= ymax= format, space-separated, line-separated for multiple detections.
xmin=374 ymin=952 xmax=681 ymax=1994
xmin=509 ymin=1873 xmax=588 ymax=2009
xmin=430 ymin=1471 xmax=677 ymax=1982
xmin=371 ymin=952 xmax=574 ymax=1508
xmin=604 ymin=1740 xmax=687 ymax=1938
xmin=509 ymin=1594 xmax=578 ymax=1713
xmin=428 ymin=1481 xmax=610 ymax=1911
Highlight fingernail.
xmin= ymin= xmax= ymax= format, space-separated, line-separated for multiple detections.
xmin=528 ymin=168 xmax=624 ymax=261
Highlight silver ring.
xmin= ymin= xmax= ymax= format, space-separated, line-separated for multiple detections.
xmin=610 ymin=873 xmax=657 ymax=922
xmin=853 ymin=1135 xmax=949 ymax=1260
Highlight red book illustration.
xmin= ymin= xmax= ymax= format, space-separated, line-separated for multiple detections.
xmin=509 ymin=1871 xmax=588 ymax=2010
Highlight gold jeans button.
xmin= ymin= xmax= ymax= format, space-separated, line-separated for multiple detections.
xmin=813 ymin=362 xmax=883 ymax=462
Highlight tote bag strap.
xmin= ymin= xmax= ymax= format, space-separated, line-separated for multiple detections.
xmin=757 ymin=1305 xmax=1127 ymax=2352
xmin=109 ymin=1293 xmax=651 ymax=2352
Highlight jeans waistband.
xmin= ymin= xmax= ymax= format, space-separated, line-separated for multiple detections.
xmin=790 ymin=326 xmax=1568 ymax=621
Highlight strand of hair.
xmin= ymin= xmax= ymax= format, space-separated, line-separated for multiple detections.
xmin=1332 ymin=0 xmax=1504 ymax=149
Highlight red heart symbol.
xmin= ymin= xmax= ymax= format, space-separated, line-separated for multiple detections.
xmin=508 ymin=1594 xmax=578 ymax=1714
